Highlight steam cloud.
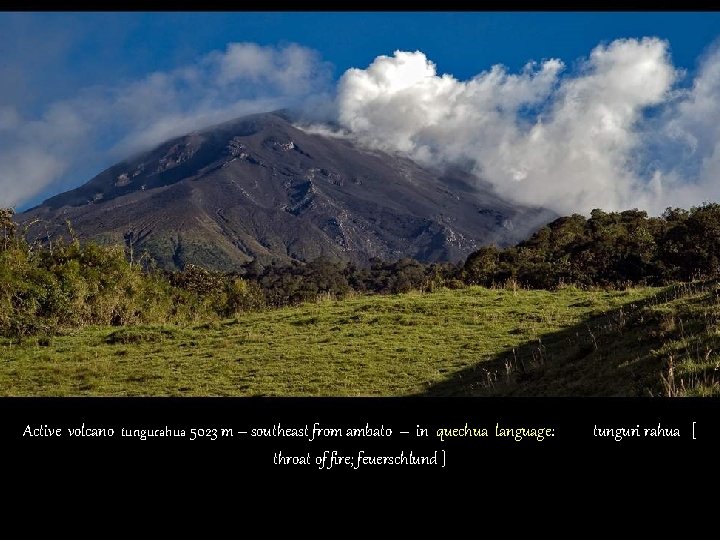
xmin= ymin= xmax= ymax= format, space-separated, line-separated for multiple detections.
xmin=4 ymin=37 xmax=720 ymax=216
xmin=336 ymin=39 xmax=720 ymax=215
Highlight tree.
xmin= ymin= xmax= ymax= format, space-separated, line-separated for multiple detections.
xmin=462 ymin=245 xmax=500 ymax=285
xmin=0 ymin=208 xmax=17 ymax=251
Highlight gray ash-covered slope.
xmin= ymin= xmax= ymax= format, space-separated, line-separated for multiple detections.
xmin=21 ymin=111 xmax=553 ymax=271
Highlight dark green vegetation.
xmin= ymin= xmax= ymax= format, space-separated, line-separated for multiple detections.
xmin=1 ymin=208 xmax=264 ymax=340
xmin=3 ymin=205 xmax=720 ymax=396
xmin=463 ymin=205 xmax=720 ymax=288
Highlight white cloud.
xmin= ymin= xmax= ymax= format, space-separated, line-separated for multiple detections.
xmin=335 ymin=39 xmax=688 ymax=215
xmin=216 ymin=42 xmax=326 ymax=95
xmin=337 ymin=51 xmax=564 ymax=157
xmin=645 ymin=44 xmax=720 ymax=210
xmin=1 ymin=149 xmax=66 ymax=208
xmin=0 ymin=43 xmax=331 ymax=209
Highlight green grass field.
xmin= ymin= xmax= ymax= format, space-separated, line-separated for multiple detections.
xmin=1 ymin=284 xmax=719 ymax=396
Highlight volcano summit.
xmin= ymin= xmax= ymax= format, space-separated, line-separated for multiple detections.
xmin=20 ymin=111 xmax=553 ymax=271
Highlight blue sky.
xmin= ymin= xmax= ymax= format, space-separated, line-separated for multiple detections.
xmin=3 ymin=12 xmax=720 ymax=214
xmin=6 ymin=12 xmax=720 ymax=113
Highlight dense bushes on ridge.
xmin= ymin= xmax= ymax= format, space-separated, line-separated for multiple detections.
xmin=461 ymin=204 xmax=720 ymax=288
xmin=0 ymin=208 xmax=264 ymax=339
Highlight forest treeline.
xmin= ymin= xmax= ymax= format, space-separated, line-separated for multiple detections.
xmin=3 ymin=203 xmax=720 ymax=338
xmin=463 ymin=205 xmax=720 ymax=288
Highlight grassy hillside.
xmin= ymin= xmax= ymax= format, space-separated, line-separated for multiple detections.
xmin=3 ymin=283 xmax=717 ymax=397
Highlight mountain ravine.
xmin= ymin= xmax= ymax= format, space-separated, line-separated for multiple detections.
xmin=19 ymin=111 xmax=555 ymax=271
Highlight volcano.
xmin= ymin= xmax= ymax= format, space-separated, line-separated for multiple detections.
xmin=19 ymin=111 xmax=553 ymax=271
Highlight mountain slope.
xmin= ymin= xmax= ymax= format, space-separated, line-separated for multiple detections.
xmin=20 ymin=111 xmax=554 ymax=270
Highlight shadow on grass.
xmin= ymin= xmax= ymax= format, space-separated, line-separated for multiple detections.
xmin=419 ymin=282 xmax=715 ymax=397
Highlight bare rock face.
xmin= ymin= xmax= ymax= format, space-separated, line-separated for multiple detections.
xmin=19 ymin=111 xmax=554 ymax=271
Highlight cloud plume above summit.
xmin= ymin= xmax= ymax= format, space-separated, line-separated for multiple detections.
xmin=333 ymin=38 xmax=720 ymax=215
